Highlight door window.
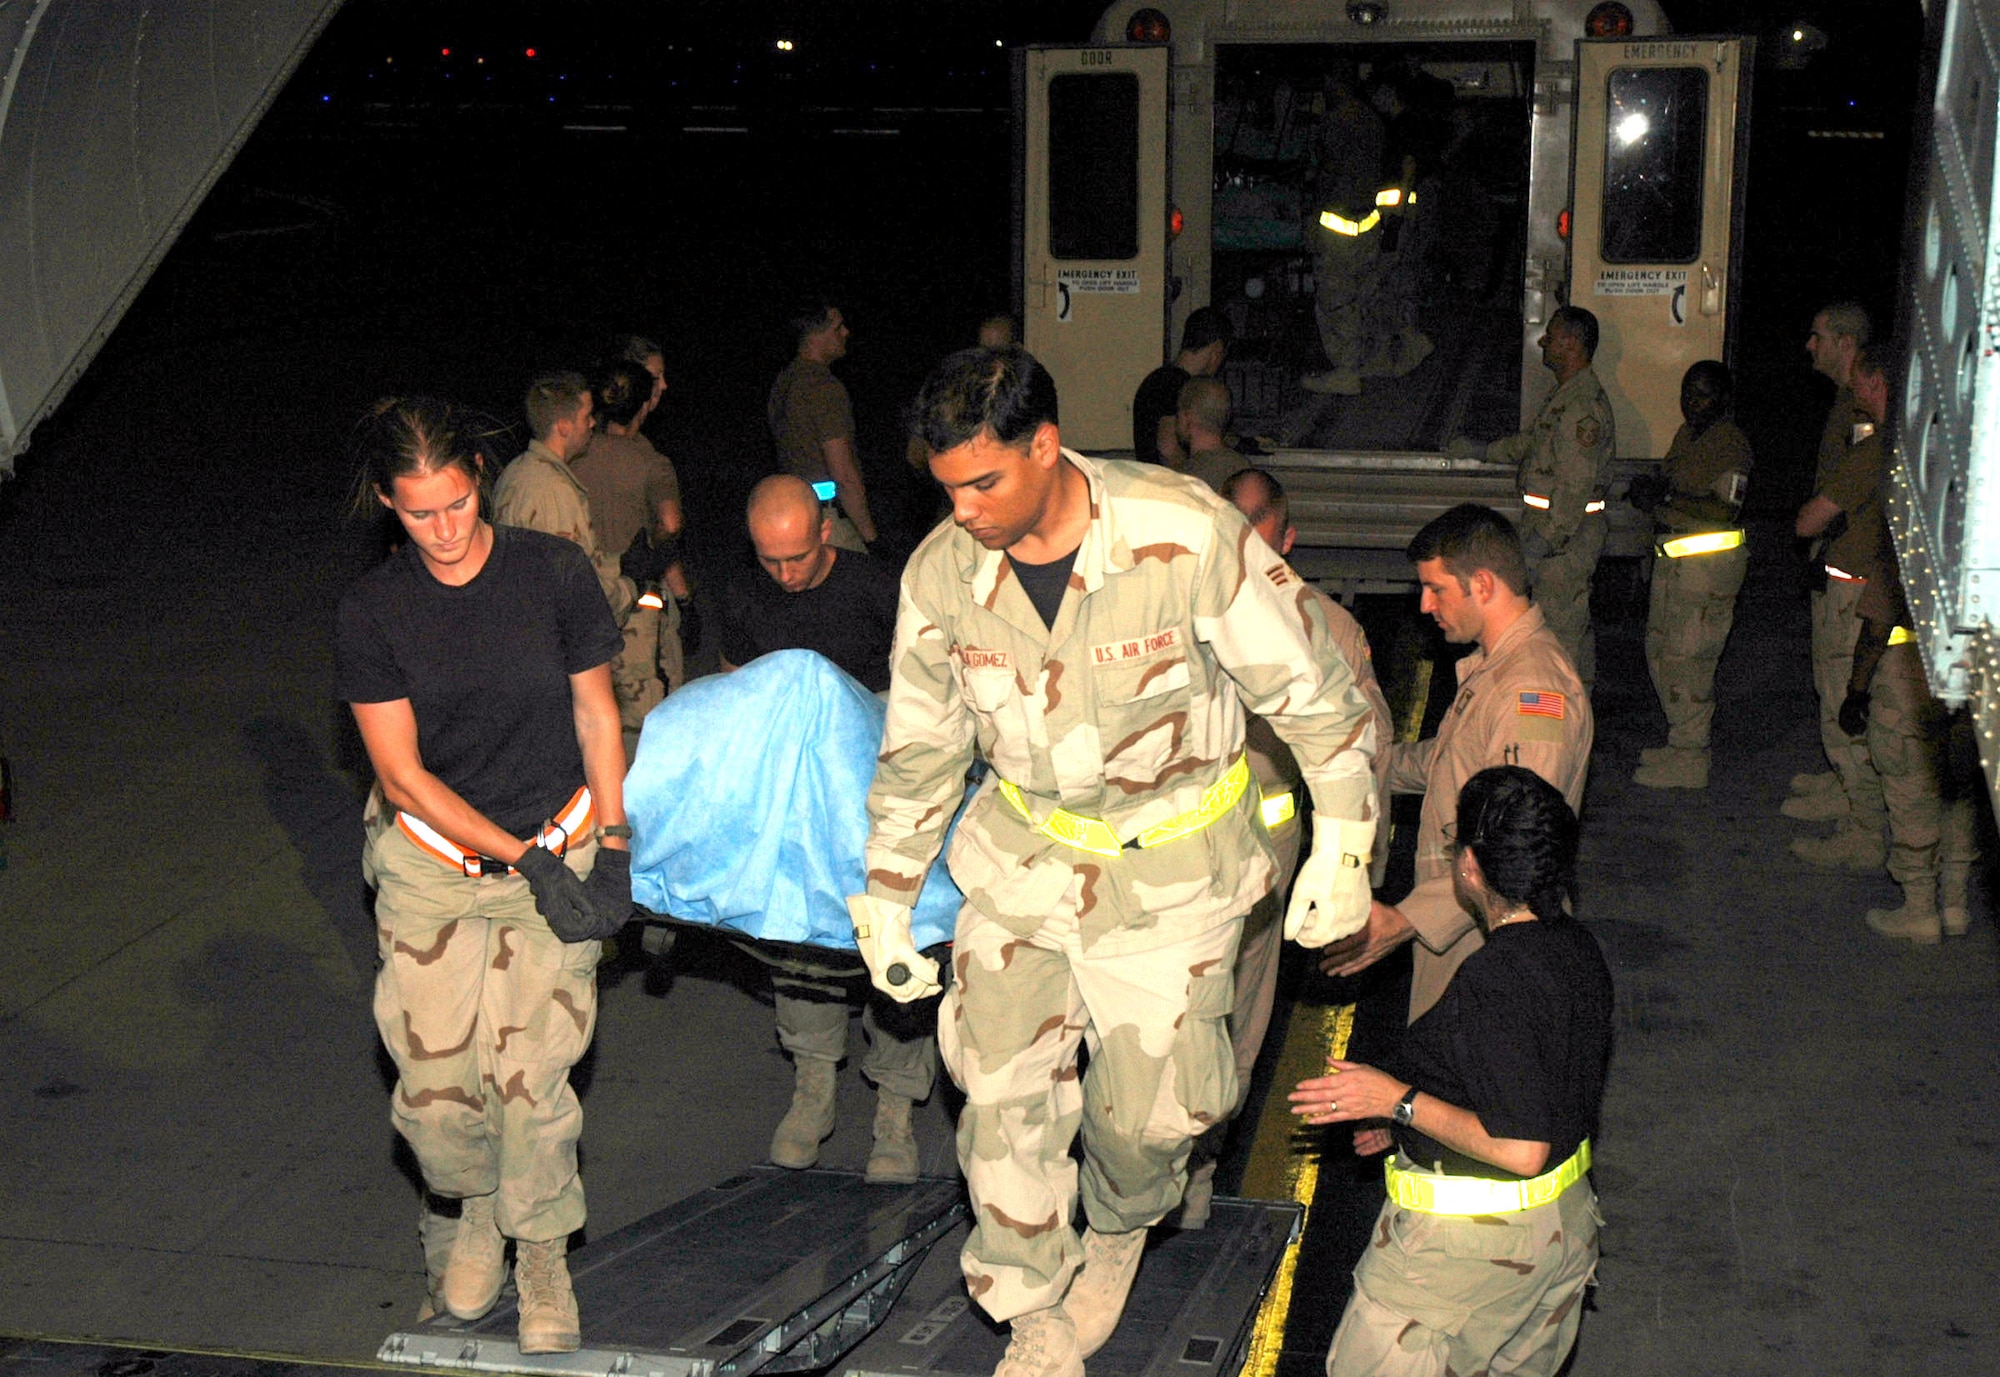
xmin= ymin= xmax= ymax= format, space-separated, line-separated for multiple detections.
xmin=1600 ymin=67 xmax=1707 ymax=263
xmin=1048 ymin=73 xmax=1139 ymax=259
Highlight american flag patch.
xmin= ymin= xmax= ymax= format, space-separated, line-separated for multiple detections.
xmin=1518 ymin=691 xmax=1566 ymax=719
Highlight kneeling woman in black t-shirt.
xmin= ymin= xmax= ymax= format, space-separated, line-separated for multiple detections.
xmin=335 ymin=398 xmax=632 ymax=1355
xmin=1291 ymin=766 xmax=1613 ymax=1376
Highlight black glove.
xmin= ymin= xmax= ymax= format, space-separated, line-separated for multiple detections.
xmin=1838 ymin=689 xmax=1872 ymax=738
xmin=621 ymin=529 xmax=672 ymax=586
xmin=514 ymin=845 xmax=600 ymax=942
xmin=578 ymin=847 xmax=636 ymax=941
xmin=676 ymin=595 xmax=704 ymax=658
xmin=1627 ymin=471 xmax=1669 ymax=513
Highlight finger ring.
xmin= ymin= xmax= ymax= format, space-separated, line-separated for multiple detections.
xmin=1327 ymin=1099 xmax=1338 ymax=1111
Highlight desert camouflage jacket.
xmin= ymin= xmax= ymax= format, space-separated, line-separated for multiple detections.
xmin=494 ymin=440 xmax=635 ymax=620
xmin=863 ymin=450 xmax=1377 ymax=954
xmin=1491 ymin=367 xmax=1616 ymax=550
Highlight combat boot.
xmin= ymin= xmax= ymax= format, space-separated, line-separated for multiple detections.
xmin=1866 ymin=884 xmax=1942 ymax=944
xmin=515 ymin=1237 xmax=581 ymax=1355
xmin=865 ymin=1090 xmax=920 ymax=1185
xmin=770 ymin=1058 xmax=838 ymax=1168
xmin=1941 ymin=860 xmax=1972 ymax=937
xmin=1633 ymin=749 xmax=1708 ymax=790
xmin=1780 ymin=789 xmax=1849 ymax=821
xmin=1790 ymin=823 xmax=1886 ymax=873
xmin=994 ymin=1306 xmax=1083 ymax=1377
xmin=440 ymin=1191 xmax=507 ymax=1322
xmin=1790 ymin=770 xmax=1841 ymax=797
xmin=1062 ymin=1226 xmax=1148 ymax=1359
xmin=1177 ymin=1158 xmax=1217 ymax=1231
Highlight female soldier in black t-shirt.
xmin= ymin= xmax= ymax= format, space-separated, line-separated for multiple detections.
xmin=1290 ymin=765 xmax=1612 ymax=1375
xmin=335 ymin=398 xmax=630 ymax=1355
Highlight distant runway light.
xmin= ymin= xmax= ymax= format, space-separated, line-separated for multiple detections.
xmin=526 ymin=47 xmax=538 ymax=59
xmin=440 ymin=47 xmax=450 ymax=57
xmin=1616 ymin=112 xmax=1649 ymax=145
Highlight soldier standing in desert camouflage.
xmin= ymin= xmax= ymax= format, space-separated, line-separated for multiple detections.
xmin=846 ymin=348 xmax=1379 ymax=1377
xmin=1447 ymin=306 xmax=1615 ymax=685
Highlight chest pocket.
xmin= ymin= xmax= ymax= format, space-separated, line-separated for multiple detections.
xmin=1098 ymin=652 xmax=1194 ymax=781
xmin=962 ymin=666 xmax=1016 ymax=715
xmin=1103 ymin=653 xmax=1191 ymax=705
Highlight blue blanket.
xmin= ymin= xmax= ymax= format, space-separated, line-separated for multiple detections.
xmin=625 ymin=650 xmax=964 ymax=951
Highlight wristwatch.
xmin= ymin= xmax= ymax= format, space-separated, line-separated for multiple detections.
xmin=597 ymin=824 xmax=634 ymax=841
xmin=1391 ymin=1086 xmax=1419 ymax=1127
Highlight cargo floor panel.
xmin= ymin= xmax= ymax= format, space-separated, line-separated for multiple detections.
xmin=380 ymin=1168 xmax=966 ymax=1377
xmin=840 ymin=1199 xmax=1301 ymax=1377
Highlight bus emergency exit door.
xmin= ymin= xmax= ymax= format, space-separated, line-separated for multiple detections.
xmin=1018 ymin=44 xmax=1170 ymax=452
xmin=1570 ymin=37 xmax=1751 ymax=458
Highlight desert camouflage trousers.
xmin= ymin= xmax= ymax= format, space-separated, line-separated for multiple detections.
xmin=1327 ymin=1173 xmax=1600 ymax=1377
xmin=1810 ymin=580 xmax=1886 ymax=831
xmin=1868 ymin=643 xmax=1978 ymax=888
xmin=1225 ymin=807 xmax=1303 ymax=1113
xmin=940 ymin=901 xmax=1242 ymax=1321
xmin=1314 ymin=228 xmax=1384 ymax=374
xmin=368 ymin=821 xmax=601 ymax=1247
xmin=1526 ymin=513 xmax=1605 ymax=688
xmin=1644 ymin=540 xmax=1747 ymax=754
xmin=614 ymin=601 xmax=668 ymax=762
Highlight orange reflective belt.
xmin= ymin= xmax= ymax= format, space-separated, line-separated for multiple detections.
xmin=397 ymin=786 xmax=594 ymax=877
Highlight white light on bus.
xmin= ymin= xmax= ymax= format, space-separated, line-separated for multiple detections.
xmin=1616 ymin=112 xmax=1650 ymax=145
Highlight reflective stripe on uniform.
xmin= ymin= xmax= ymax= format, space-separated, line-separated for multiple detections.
xmin=1260 ymin=791 xmax=1297 ymax=829
xmin=637 ymin=590 xmax=665 ymax=609
xmin=1000 ymin=754 xmax=1253 ymax=858
xmin=397 ymin=786 xmax=594 ymax=877
xmin=1658 ymin=528 xmax=1747 ymax=558
xmin=1825 ymin=564 xmax=1866 ymax=583
xmin=1888 ymin=625 xmax=1917 ymax=646
xmin=1521 ymin=492 xmax=1607 ymax=513
xmin=1319 ymin=208 xmax=1382 ymax=237
xmin=1385 ymin=1139 xmax=1592 ymax=1215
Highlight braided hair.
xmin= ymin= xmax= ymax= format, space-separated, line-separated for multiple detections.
xmin=1455 ymin=766 xmax=1578 ymax=924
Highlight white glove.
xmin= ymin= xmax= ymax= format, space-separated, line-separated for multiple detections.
xmin=1284 ymin=816 xmax=1377 ymax=947
xmin=1443 ymin=435 xmax=1486 ymax=464
xmin=846 ymin=895 xmax=942 ymax=1003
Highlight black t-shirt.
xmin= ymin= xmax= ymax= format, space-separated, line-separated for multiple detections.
xmin=1008 ymin=549 xmax=1078 ymax=630
xmin=335 ymin=525 xmax=623 ymax=836
xmin=1384 ymin=919 xmax=1614 ymax=1179
xmin=1131 ymin=364 xmax=1190 ymax=466
xmin=720 ymin=548 xmax=902 ymax=692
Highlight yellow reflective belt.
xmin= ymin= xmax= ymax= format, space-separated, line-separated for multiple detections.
xmin=1260 ymin=791 xmax=1297 ymax=830
xmin=1888 ymin=625 xmax=1917 ymax=646
xmin=1319 ymin=208 xmax=1382 ymax=237
xmin=1520 ymin=493 xmax=1606 ymax=513
xmin=1000 ymin=755 xmax=1253 ymax=858
xmin=1386 ymin=1139 xmax=1592 ymax=1216
xmin=1374 ymin=187 xmax=1403 ymax=208
xmin=1658 ymin=529 xmax=1746 ymax=559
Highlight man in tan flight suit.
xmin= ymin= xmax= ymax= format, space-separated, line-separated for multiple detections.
xmin=1157 ymin=468 xmax=1395 ymax=1228
xmin=494 ymin=372 xmax=636 ymax=630
xmin=769 ymin=297 xmax=876 ymax=552
xmin=1630 ymin=361 xmax=1754 ymax=791
xmin=1447 ymin=307 xmax=1616 ymax=686
xmin=1320 ymin=504 xmax=1591 ymax=1021
xmin=1175 ymin=375 xmax=1244 ymax=494
xmin=1786 ymin=302 xmax=1884 ymax=837
xmin=847 ymin=348 xmax=1379 ymax=1377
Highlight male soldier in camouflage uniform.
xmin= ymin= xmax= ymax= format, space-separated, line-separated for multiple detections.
xmin=495 ymin=372 xmax=638 ymax=630
xmin=848 ymin=348 xmax=1379 ymax=1377
xmin=1157 ymin=469 xmax=1395 ymax=1229
xmin=1320 ymin=505 xmax=1591 ymax=1021
xmin=1447 ymin=307 xmax=1616 ymax=686
xmin=1303 ymin=66 xmax=1389 ymax=397
xmin=1628 ymin=361 xmax=1754 ymax=791
xmin=1791 ymin=317 xmax=1890 ymax=873
xmin=1786 ymin=302 xmax=1885 ymax=841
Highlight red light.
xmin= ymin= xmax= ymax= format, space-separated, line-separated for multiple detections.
xmin=440 ymin=47 xmax=451 ymax=57
xmin=1584 ymin=3 xmax=1634 ymax=38
xmin=1169 ymin=207 xmax=1185 ymax=239
xmin=1557 ymin=209 xmax=1572 ymax=240
xmin=1127 ymin=8 xmax=1171 ymax=43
